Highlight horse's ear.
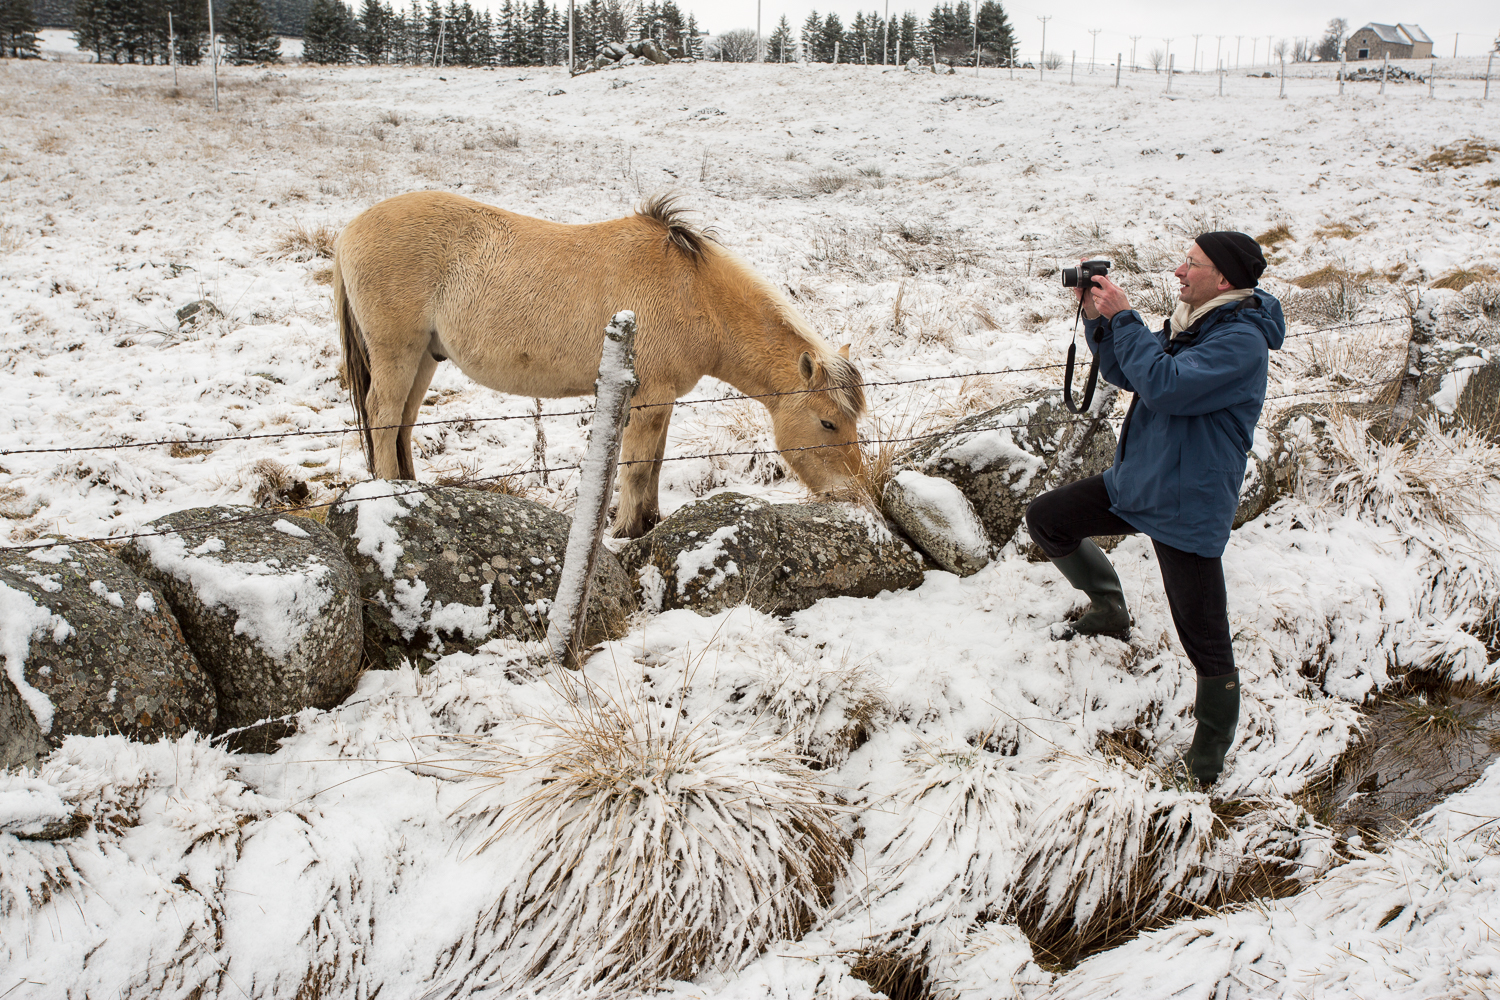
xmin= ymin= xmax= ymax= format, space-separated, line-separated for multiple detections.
xmin=798 ymin=351 xmax=816 ymax=383
xmin=838 ymin=343 xmax=851 ymax=359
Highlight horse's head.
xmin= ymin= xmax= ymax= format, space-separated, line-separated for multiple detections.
xmin=768 ymin=344 xmax=866 ymax=494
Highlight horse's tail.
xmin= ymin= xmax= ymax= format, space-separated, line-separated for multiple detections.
xmin=333 ymin=258 xmax=376 ymax=476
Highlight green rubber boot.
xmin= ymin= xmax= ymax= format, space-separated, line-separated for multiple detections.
xmin=1049 ymin=538 xmax=1131 ymax=640
xmin=1184 ymin=673 xmax=1241 ymax=788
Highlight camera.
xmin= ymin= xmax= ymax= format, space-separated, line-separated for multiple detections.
xmin=1061 ymin=259 xmax=1111 ymax=289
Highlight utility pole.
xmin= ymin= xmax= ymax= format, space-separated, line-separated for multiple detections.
xmin=1454 ymin=32 xmax=1459 ymax=58
xmin=883 ymin=0 xmax=889 ymax=64
xmin=1088 ymin=28 xmax=1100 ymax=73
xmin=1251 ymin=37 xmax=1257 ymax=67
xmin=1129 ymin=35 xmax=1140 ymax=72
xmin=1037 ymin=15 xmax=1051 ymax=79
xmin=206 ymin=0 xmax=217 ymax=112
xmin=1192 ymin=34 xmax=1201 ymax=72
xmin=1215 ymin=35 xmax=1222 ymax=75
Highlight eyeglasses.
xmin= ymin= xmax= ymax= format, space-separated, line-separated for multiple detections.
xmin=1180 ymin=257 xmax=1215 ymax=271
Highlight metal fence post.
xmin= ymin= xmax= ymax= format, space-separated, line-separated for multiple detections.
xmin=546 ymin=311 xmax=638 ymax=668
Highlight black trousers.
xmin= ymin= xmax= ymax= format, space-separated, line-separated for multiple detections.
xmin=1025 ymin=474 xmax=1236 ymax=678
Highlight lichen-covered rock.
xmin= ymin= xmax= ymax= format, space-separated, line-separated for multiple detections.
xmin=326 ymin=482 xmax=634 ymax=670
xmin=883 ymin=470 xmax=992 ymax=577
xmin=618 ymin=493 xmax=925 ymax=617
xmin=0 ymin=541 xmax=215 ymax=769
xmin=121 ymin=507 xmax=362 ymax=747
xmin=1406 ymin=344 xmax=1498 ymax=440
xmin=897 ymin=389 xmax=1118 ymax=550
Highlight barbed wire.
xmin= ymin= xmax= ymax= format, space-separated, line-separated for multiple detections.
xmin=0 ymin=315 xmax=1402 ymax=459
xmin=0 ymin=360 xmax=1454 ymax=556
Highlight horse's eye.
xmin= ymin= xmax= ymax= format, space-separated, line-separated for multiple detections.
xmin=821 ymin=420 xmax=837 ymax=431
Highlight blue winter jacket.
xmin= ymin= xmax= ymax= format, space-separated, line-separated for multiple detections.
xmin=1082 ymin=292 xmax=1286 ymax=558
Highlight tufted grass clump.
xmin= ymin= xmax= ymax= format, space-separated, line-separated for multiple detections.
xmin=467 ymin=683 xmax=847 ymax=994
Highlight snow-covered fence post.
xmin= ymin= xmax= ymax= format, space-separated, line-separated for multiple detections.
xmin=206 ymin=0 xmax=218 ymax=112
xmin=1339 ymin=48 xmax=1346 ymax=96
xmin=1115 ymin=53 xmax=1121 ymax=87
xmin=545 ymin=311 xmax=638 ymax=668
xmin=1380 ymin=52 xmax=1388 ymax=95
xmin=1485 ymin=52 xmax=1494 ymax=100
xmin=1166 ymin=54 xmax=1174 ymax=92
xmin=1278 ymin=53 xmax=1286 ymax=98
xmin=1386 ymin=293 xmax=1435 ymax=440
xmin=1428 ymin=59 xmax=1436 ymax=99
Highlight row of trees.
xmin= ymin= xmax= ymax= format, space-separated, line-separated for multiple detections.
xmin=764 ymin=2 xmax=1013 ymax=66
xmin=2 ymin=0 xmax=1017 ymax=68
xmin=303 ymin=0 xmax=703 ymax=66
xmin=1 ymin=0 xmax=41 ymax=57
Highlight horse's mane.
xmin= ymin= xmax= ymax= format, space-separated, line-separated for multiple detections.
xmin=636 ymin=194 xmax=719 ymax=260
xmin=637 ymin=195 xmax=865 ymax=420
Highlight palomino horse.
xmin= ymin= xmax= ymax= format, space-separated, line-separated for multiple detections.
xmin=334 ymin=191 xmax=866 ymax=537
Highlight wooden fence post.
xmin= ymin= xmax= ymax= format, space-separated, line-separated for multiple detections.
xmin=545 ymin=310 xmax=638 ymax=668
xmin=1386 ymin=293 xmax=1435 ymax=440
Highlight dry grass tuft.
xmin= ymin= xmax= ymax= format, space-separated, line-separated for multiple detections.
xmin=1284 ymin=265 xmax=1369 ymax=324
xmin=1257 ymin=223 xmax=1294 ymax=250
xmin=246 ymin=458 xmax=311 ymax=508
xmin=458 ymin=682 xmax=846 ymax=994
xmin=1012 ymin=757 xmax=1219 ymax=967
xmin=810 ymin=171 xmax=852 ymax=195
xmin=431 ymin=459 xmax=534 ymax=497
xmin=1424 ymin=139 xmax=1497 ymax=170
xmin=1312 ymin=221 xmax=1369 ymax=241
xmin=0 ymin=222 xmax=25 ymax=255
xmin=1432 ymin=264 xmax=1498 ymax=292
xmin=1307 ymin=414 xmax=1500 ymax=531
xmin=268 ymin=221 xmax=339 ymax=261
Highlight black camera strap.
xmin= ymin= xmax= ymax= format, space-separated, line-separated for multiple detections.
xmin=1063 ymin=297 xmax=1100 ymax=415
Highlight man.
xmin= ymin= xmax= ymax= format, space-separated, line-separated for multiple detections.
xmin=1024 ymin=232 xmax=1286 ymax=788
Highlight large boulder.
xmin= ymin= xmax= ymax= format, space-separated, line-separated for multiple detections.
xmin=326 ymin=482 xmax=634 ymax=670
xmin=121 ymin=507 xmax=363 ymax=750
xmin=896 ymin=389 xmax=1118 ymax=551
xmin=882 ymin=471 xmax=992 ymax=577
xmin=1 ymin=541 xmax=216 ymax=770
xmin=1376 ymin=343 xmax=1499 ymax=441
xmin=618 ymin=493 xmax=925 ymax=617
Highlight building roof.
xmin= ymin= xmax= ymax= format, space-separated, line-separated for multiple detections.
xmin=1396 ymin=23 xmax=1431 ymax=44
xmin=1358 ymin=22 xmax=1430 ymax=46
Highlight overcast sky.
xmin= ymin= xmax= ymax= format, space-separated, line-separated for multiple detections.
xmin=662 ymin=2 xmax=1494 ymax=62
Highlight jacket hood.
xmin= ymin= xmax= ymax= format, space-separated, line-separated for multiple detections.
xmin=1206 ymin=290 xmax=1286 ymax=350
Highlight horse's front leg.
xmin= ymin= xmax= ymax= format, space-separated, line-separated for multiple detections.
xmin=611 ymin=404 xmax=672 ymax=539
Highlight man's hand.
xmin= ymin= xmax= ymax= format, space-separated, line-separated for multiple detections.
xmin=1080 ymin=273 xmax=1130 ymax=321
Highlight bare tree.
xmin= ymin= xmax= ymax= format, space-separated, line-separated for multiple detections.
xmin=1316 ymin=17 xmax=1347 ymax=62
xmin=1272 ymin=38 xmax=1289 ymax=62
xmin=1148 ymin=48 xmax=1164 ymax=73
xmin=1044 ymin=50 xmax=1064 ymax=70
xmin=710 ymin=28 xmax=758 ymax=63
xmin=1292 ymin=37 xmax=1312 ymax=62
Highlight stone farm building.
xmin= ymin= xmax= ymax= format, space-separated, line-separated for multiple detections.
xmin=1344 ymin=23 xmax=1433 ymax=61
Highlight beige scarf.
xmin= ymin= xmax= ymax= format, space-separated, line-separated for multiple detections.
xmin=1169 ymin=288 xmax=1255 ymax=338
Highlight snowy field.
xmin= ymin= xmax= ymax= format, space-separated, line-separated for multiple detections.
xmin=3 ymin=47 xmax=1500 ymax=999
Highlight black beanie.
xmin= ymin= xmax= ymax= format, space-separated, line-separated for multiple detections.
xmin=1195 ymin=231 xmax=1266 ymax=289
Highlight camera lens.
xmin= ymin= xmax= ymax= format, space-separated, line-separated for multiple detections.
xmin=1060 ymin=267 xmax=1080 ymax=287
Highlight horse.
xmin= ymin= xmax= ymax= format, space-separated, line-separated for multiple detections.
xmin=333 ymin=191 xmax=866 ymax=538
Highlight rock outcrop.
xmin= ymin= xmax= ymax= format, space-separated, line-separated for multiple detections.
xmin=326 ymin=482 xmax=634 ymax=670
xmin=883 ymin=471 xmax=992 ymax=577
xmin=1 ymin=541 xmax=215 ymax=769
xmin=122 ymin=507 xmax=363 ymax=750
xmin=619 ymin=493 xmax=925 ymax=617
xmin=896 ymin=389 xmax=1118 ymax=551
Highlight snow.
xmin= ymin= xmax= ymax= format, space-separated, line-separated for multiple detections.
xmin=1 ymin=53 xmax=1498 ymax=1000
xmin=0 ymin=581 xmax=73 ymax=733
xmin=675 ymin=524 xmax=742 ymax=596
xmin=889 ymin=468 xmax=990 ymax=560
xmin=133 ymin=529 xmax=334 ymax=662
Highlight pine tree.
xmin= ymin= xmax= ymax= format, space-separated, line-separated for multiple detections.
xmin=822 ymin=12 xmax=841 ymax=62
xmin=220 ymin=0 xmax=281 ymax=63
xmin=0 ymin=0 xmax=42 ymax=57
xmin=358 ymin=0 xmax=386 ymax=61
xmin=682 ymin=11 xmax=700 ymax=57
xmin=767 ymin=13 xmax=792 ymax=62
xmin=799 ymin=9 xmax=819 ymax=61
xmin=303 ymin=0 xmax=356 ymax=62
xmin=898 ymin=11 xmax=918 ymax=61
xmin=975 ymin=0 xmax=1011 ymax=65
